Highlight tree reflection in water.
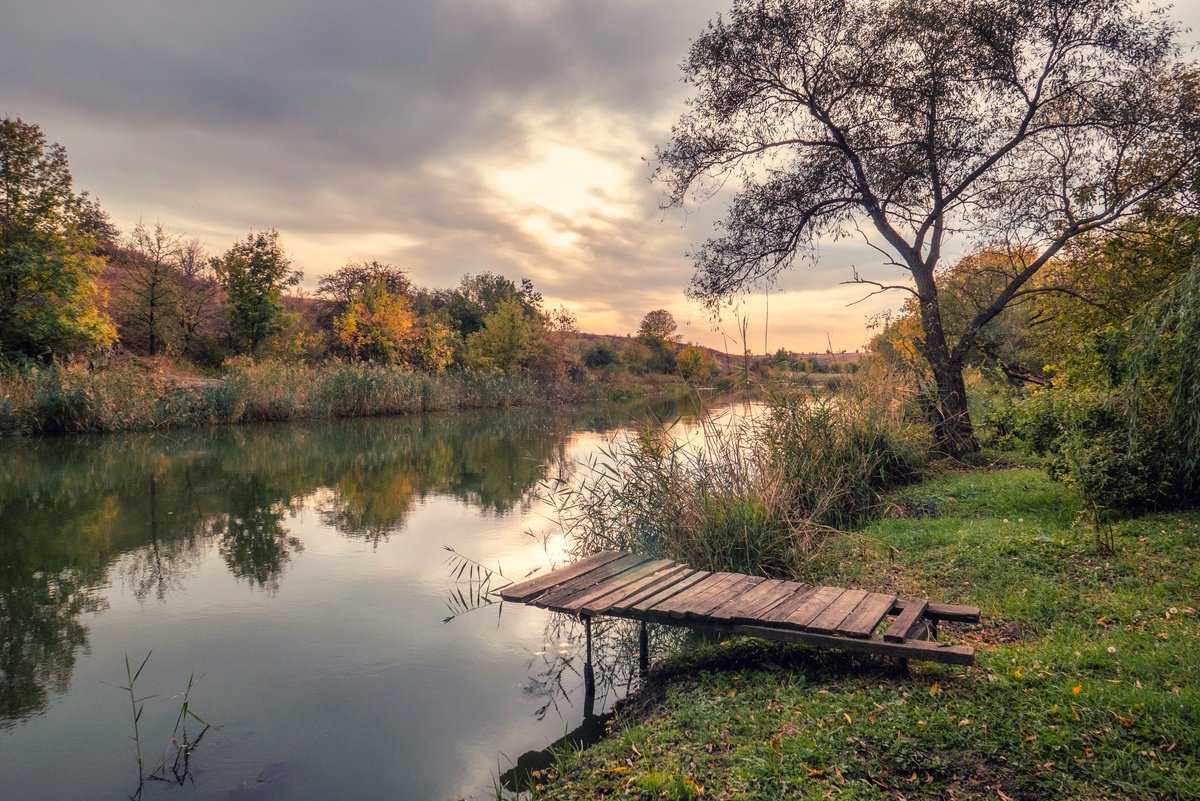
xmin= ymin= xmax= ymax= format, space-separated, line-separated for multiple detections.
xmin=0 ymin=394 xmax=723 ymax=731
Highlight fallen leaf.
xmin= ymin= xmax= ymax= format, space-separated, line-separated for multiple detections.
xmin=930 ymin=682 xmax=941 ymax=696
xmin=1072 ymin=685 xmax=1083 ymax=695
xmin=844 ymin=712 xmax=853 ymax=724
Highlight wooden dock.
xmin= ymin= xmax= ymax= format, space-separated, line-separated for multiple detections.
xmin=499 ymin=551 xmax=979 ymax=666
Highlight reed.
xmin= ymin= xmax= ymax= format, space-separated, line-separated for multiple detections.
xmin=0 ymin=359 xmax=559 ymax=434
xmin=545 ymin=382 xmax=930 ymax=578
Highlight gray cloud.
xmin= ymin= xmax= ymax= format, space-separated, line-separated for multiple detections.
xmin=5 ymin=0 xmax=1196 ymax=350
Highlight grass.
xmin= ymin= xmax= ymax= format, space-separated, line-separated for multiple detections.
xmin=527 ymin=466 xmax=1200 ymax=800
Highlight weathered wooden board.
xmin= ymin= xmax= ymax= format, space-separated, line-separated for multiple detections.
xmin=781 ymin=586 xmax=845 ymax=630
xmin=836 ymin=592 xmax=898 ymax=638
xmin=705 ymin=577 xmax=787 ymax=621
xmin=532 ymin=554 xmax=651 ymax=608
xmin=499 ymin=551 xmax=626 ymax=603
xmin=578 ymin=562 xmax=692 ymax=616
xmin=895 ymin=599 xmax=980 ymax=622
xmin=884 ymin=599 xmax=929 ymax=642
xmin=623 ymin=570 xmax=713 ymax=614
xmin=654 ymin=572 xmax=743 ymax=617
xmin=687 ymin=575 xmax=766 ymax=620
xmin=558 ymin=559 xmax=681 ymax=614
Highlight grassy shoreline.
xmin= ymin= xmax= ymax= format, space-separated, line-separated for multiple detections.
xmin=0 ymin=358 xmax=693 ymax=435
xmin=526 ymin=466 xmax=1199 ymax=800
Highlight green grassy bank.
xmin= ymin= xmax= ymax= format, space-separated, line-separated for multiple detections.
xmin=528 ymin=467 xmax=1199 ymax=800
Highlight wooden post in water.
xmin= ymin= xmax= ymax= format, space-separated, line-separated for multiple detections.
xmin=638 ymin=620 xmax=649 ymax=677
xmin=583 ymin=616 xmax=595 ymax=713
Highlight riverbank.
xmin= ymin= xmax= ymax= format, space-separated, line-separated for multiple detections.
xmin=526 ymin=466 xmax=1199 ymax=800
xmin=0 ymin=357 xmax=694 ymax=435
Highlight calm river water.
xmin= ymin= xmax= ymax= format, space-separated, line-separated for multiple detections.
xmin=0 ymin=395 xmax=743 ymax=800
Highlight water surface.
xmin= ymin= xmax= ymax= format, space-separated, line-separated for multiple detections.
xmin=0 ymin=397 xmax=731 ymax=800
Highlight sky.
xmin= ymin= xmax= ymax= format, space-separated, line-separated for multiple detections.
xmin=3 ymin=0 xmax=1199 ymax=354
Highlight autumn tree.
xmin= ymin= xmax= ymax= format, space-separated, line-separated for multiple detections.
xmin=405 ymin=311 xmax=459 ymax=373
xmin=0 ymin=117 xmax=116 ymax=358
xmin=333 ymin=278 xmax=416 ymax=363
xmin=637 ymin=309 xmax=679 ymax=344
xmin=467 ymin=297 xmax=537 ymax=372
xmin=677 ymin=344 xmax=718 ymax=382
xmin=657 ymin=0 xmax=1200 ymax=455
xmin=212 ymin=229 xmax=301 ymax=355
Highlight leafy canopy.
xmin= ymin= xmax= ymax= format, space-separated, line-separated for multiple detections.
xmin=0 ymin=117 xmax=116 ymax=357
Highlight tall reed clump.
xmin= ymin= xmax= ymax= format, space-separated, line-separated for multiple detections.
xmin=547 ymin=384 xmax=930 ymax=578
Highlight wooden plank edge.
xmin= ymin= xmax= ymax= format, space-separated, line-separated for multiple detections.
xmin=729 ymin=623 xmax=975 ymax=665
xmin=893 ymin=599 xmax=980 ymax=622
xmin=883 ymin=599 xmax=929 ymax=642
xmin=498 ymin=551 xmax=625 ymax=602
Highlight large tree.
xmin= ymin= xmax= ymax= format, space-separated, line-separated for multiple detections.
xmin=212 ymin=229 xmax=301 ymax=355
xmin=657 ymin=0 xmax=1200 ymax=454
xmin=0 ymin=117 xmax=115 ymax=358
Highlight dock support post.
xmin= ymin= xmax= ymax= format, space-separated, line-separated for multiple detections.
xmin=638 ymin=620 xmax=649 ymax=677
xmin=583 ymin=616 xmax=595 ymax=708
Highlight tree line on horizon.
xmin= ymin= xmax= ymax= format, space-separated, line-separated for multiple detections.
xmin=0 ymin=116 xmax=741 ymax=384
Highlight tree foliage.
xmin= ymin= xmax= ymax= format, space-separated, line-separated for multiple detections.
xmin=0 ymin=117 xmax=116 ymax=358
xmin=466 ymin=297 xmax=537 ymax=372
xmin=317 ymin=260 xmax=411 ymax=308
xmin=333 ymin=278 xmax=416 ymax=363
xmin=677 ymin=344 xmax=718 ymax=382
xmin=657 ymin=0 xmax=1200 ymax=454
xmin=212 ymin=229 xmax=301 ymax=355
xmin=637 ymin=309 xmax=679 ymax=344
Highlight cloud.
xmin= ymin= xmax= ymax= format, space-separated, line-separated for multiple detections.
xmin=9 ymin=0 xmax=1193 ymax=351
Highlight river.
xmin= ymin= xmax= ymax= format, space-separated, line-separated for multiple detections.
xmin=0 ymin=394 xmax=746 ymax=800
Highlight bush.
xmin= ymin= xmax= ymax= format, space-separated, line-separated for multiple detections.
xmin=1047 ymin=390 xmax=1183 ymax=516
xmin=583 ymin=344 xmax=616 ymax=368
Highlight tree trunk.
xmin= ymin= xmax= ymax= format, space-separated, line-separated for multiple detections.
xmin=926 ymin=353 xmax=979 ymax=457
xmin=913 ymin=271 xmax=980 ymax=457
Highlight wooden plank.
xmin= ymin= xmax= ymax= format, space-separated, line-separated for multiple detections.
xmin=706 ymin=578 xmax=791 ymax=621
xmin=578 ymin=562 xmax=691 ymax=615
xmin=532 ymin=554 xmax=652 ymax=609
xmin=652 ymin=572 xmax=742 ymax=617
xmin=756 ymin=583 xmax=819 ymax=623
xmin=781 ymin=586 xmax=845 ymax=630
xmin=499 ymin=551 xmax=625 ymax=603
xmin=836 ymin=592 xmax=897 ymax=638
xmin=728 ymin=623 xmax=975 ymax=665
xmin=893 ymin=599 xmax=979 ymax=622
xmin=806 ymin=588 xmax=870 ymax=634
xmin=534 ymin=554 xmax=653 ymax=609
xmin=604 ymin=568 xmax=700 ymax=613
xmin=562 ymin=560 xmax=681 ymax=614
xmin=624 ymin=570 xmax=712 ymax=614
xmin=734 ymin=581 xmax=815 ymax=623
xmin=884 ymin=599 xmax=929 ymax=642
xmin=687 ymin=575 xmax=766 ymax=620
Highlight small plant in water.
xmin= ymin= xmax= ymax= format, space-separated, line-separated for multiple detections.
xmin=116 ymin=651 xmax=211 ymax=799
